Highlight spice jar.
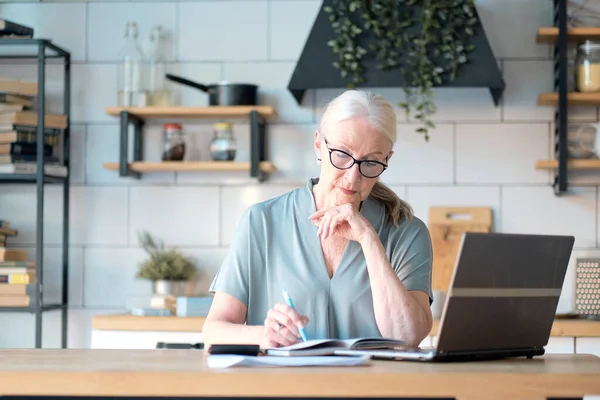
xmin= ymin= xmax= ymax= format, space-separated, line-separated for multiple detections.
xmin=209 ymin=122 xmax=237 ymax=161
xmin=575 ymin=40 xmax=600 ymax=92
xmin=162 ymin=123 xmax=186 ymax=161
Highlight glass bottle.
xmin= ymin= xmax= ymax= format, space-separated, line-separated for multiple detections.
xmin=575 ymin=40 xmax=600 ymax=92
xmin=147 ymin=25 xmax=170 ymax=106
xmin=209 ymin=122 xmax=237 ymax=161
xmin=117 ymin=21 xmax=147 ymax=107
xmin=162 ymin=123 xmax=186 ymax=161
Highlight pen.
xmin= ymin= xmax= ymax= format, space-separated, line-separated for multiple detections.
xmin=282 ymin=288 xmax=308 ymax=342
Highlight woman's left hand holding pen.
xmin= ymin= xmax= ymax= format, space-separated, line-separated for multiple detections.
xmin=261 ymin=304 xmax=309 ymax=348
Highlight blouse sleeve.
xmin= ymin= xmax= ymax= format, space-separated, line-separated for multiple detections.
xmin=208 ymin=206 xmax=255 ymax=306
xmin=389 ymin=216 xmax=434 ymax=304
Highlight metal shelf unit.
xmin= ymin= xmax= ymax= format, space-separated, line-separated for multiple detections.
xmin=552 ymin=0 xmax=569 ymax=194
xmin=0 ymin=39 xmax=70 ymax=348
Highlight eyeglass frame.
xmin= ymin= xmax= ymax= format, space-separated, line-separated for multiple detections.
xmin=320 ymin=138 xmax=389 ymax=178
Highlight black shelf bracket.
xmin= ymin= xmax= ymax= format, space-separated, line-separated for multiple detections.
xmin=553 ymin=0 xmax=569 ymax=195
xmin=119 ymin=111 xmax=144 ymax=179
xmin=249 ymin=110 xmax=267 ymax=182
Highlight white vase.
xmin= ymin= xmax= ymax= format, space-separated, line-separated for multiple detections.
xmin=153 ymin=280 xmax=187 ymax=297
xmin=150 ymin=280 xmax=187 ymax=310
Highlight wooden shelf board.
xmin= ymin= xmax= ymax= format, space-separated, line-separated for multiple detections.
xmin=538 ymin=92 xmax=600 ymax=106
xmin=102 ymin=161 xmax=276 ymax=174
xmin=535 ymin=159 xmax=600 ymax=170
xmin=104 ymin=106 xmax=276 ymax=119
xmin=536 ymin=27 xmax=600 ymax=43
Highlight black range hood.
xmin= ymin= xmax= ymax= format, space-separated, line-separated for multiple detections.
xmin=288 ymin=1 xmax=505 ymax=105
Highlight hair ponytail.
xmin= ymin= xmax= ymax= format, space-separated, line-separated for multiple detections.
xmin=369 ymin=181 xmax=413 ymax=226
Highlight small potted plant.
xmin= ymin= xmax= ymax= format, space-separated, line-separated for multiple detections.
xmin=136 ymin=230 xmax=196 ymax=297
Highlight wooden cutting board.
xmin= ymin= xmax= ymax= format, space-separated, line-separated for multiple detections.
xmin=429 ymin=206 xmax=493 ymax=292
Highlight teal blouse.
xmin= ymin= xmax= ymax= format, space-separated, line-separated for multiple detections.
xmin=209 ymin=178 xmax=433 ymax=340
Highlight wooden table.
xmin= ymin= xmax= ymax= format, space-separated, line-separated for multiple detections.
xmin=0 ymin=349 xmax=599 ymax=400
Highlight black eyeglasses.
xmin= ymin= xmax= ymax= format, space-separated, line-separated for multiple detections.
xmin=323 ymin=139 xmax=388 ymax=178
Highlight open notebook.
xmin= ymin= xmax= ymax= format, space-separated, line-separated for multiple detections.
xmin=266 ymin=337 xmax=406 ymax=356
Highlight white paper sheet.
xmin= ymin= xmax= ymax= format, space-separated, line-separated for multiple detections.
xmin=206 ymin=355 xmax=371 ymax=369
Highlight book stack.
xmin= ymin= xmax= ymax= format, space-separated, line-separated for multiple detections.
xmin=0 ymin=219 xmax=35 ymax=307
xmin=0 ymin=78 xmax=67 ymax=177
xmin=0 ymin=19 xmax=34 ymax=39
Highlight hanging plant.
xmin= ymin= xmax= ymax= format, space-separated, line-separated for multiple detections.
xmin=325 ymin=0 xmax=478 ymax=141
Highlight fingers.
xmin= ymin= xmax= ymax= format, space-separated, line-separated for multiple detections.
xmin=317 ymin=212 xmax=344 ymax=241
xmin=309 ymin=203 xmax=354 ymax=220
xmin=316 ymin=212 xmax=330 ymax=238
xmin=308 ymin=207 xmax=328 ymax=220
xmin=273 ymin=324 xmax=299 ymax=346
xmin=326 ymin=213 xmax=345 ymax=241
xmin=261 ymin=324 xmax=297 ymax=348
xmin=263 ymin=306 xmax=309 ymax=348
xmin=270 ymin=304 xmax=309 ymax=336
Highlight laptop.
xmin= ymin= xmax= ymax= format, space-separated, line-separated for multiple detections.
xmin=340 ymin=232 xmax=575 ymax=362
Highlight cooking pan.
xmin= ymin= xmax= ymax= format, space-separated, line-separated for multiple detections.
xmin=165 ymin=73 xmax=258 ymax=106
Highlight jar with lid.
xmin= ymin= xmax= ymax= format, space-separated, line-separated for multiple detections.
xmin=162 ymin=123 xmax=186 ymax=161
xmin=575 ymin=40 xmax=600 ymax=92
xmin=209 ymin=122 xmax=237 ymax=161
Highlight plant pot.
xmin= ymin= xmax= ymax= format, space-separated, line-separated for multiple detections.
xmin=153 ymin=280 xmax=187 ymax=297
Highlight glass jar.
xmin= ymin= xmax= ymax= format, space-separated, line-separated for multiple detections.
xmin=146 ymin=25 xmax=171 ymax=106
xmin=162 ymin=123 xmax=186 ymax=161
xmin=117 ymin=21 xmax=146 ymax=107
xmin=575 ymin=40 xmax=600 ymax=92
xmin=209 ymin=122 xmax=237 ymax=161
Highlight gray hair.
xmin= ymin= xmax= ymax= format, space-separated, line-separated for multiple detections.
xmin=318 ymin=89 xmax=413 ymax=226
xmin=319 ymin=90 xmax=397 ymax=146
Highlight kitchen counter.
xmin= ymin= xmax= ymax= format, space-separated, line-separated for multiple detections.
xmin=92 ymin=314 xmax=206 ymax=332
xmin=92 ymin=314 xmax=600 ymax=337
xmin=0 ymin=349 xmax=598 ymax=400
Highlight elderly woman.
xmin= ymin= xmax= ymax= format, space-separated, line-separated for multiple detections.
xmin=203 ymin=90 xmax=433 ymax=350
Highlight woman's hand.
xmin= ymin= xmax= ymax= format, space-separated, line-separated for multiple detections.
xmin=260 ymin=304 xmax=309 ymax=349
xmin=309 ymin=203 xmax=375 ymax=243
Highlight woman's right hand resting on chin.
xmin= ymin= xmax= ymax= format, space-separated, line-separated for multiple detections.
xmin=261 ymin=304 xmax=309 ymax=348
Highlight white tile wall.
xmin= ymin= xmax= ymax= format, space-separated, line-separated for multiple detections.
xmin=384 ymin=124 xmax=454 ymax=185
xmin=502 ymin=61 xmax=554 ymax=121
xmin=129 ymin=186 xmax=220 ymax=246
xmin=427 ymin=88 xmax=501 ymax=122
xmin=456 ymin=123 xmax=551 ymax=184
xmin=269 ymin=0 xmax=321 ymax=61
xmin=475 ymin=0 xmax=552 ymax=59
xmin=88 ymin=2 xmax=178 ymax=62
xmin=71 ymin=64 xmax=118 ymax=123
xmin=178 ymin=1 xmax=268 ymax=61
xmin=70 ymin=186 xmax=129 ymax=246
xmin=0 ymin=3 xmax=86 ymax=61
xmin=502 ymin=186 xmax=597 ymax=249
xmin=1 ymin=0 xmax=599 ymax=348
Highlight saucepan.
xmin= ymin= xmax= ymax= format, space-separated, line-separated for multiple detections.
xmin=165 ymin=73 xmax=258 ymax=106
